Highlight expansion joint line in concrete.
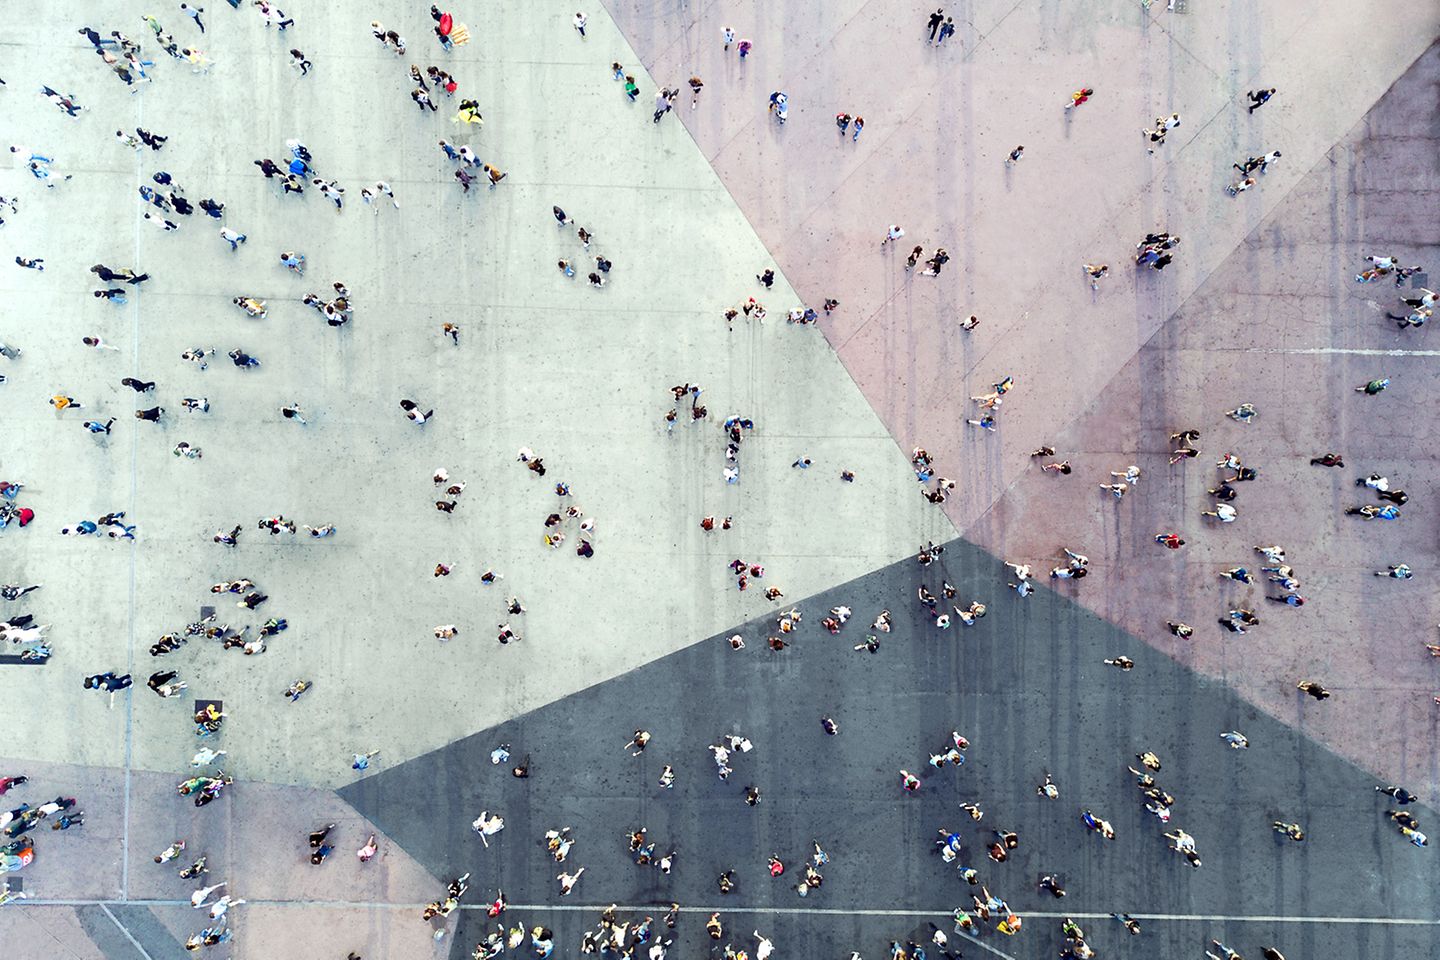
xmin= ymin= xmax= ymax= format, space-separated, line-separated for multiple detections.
xmin=119 ymin=83 xmax=148 ymax=902
xmin=100 ymin=904 xmax=157 ymax=960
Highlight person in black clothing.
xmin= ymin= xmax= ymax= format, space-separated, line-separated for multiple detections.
xmin=91 ymin=264 xmax=149 ymax=284
xmin=1246 ymin=88 xmax=1275 ymax=113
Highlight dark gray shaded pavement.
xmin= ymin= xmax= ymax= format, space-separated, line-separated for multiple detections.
xmin=343 ymin=537 xmax=1440 ymax=958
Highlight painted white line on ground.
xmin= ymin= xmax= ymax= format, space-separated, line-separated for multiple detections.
xmin=1241 ymin=347 xmax=1440 ymax=356
xmin=20 ymin=899 xmax=1440 ymax=926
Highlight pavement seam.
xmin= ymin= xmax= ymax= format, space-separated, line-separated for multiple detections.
xmin=613 ymin=0 xmax=724 ymax=77
xmin=99 ymin=904 xmax=157 ymax=960
xmin=119 ymin=81 xmax=148 ymax=905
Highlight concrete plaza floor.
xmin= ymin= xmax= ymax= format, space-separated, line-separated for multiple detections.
xmin=0 ymin=2 xmax=1436 ymax=959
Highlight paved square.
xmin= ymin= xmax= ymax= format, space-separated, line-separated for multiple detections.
xmin=1 ymin=3 xmax=1436 ymax=959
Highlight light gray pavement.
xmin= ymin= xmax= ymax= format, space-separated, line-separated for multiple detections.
xmin=0 ymin=0 xmax=952 ymax=791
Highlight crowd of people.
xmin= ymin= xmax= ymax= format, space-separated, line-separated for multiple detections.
xmin=0 ymin=4 xmax=1433 ymax=959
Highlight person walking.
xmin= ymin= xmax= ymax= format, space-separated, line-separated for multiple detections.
xmin=1247 ymin=88 xmax=1275 ymax=113
xmin=180 ymin=3 xmax=205 ymax=33
xmin=1355 ymin=377 xmax=1390 ymax=395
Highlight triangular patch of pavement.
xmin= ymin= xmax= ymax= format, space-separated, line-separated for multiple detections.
xmin=342 ymin=537 xmax=1440 ymax=959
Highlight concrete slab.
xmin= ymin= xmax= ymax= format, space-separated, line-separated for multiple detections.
xmin=0 ymin=0 xmax=952 ymax=790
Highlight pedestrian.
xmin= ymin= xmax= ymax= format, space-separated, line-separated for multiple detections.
xmin=83 ymin=671 xmax=133 ymax=692
xmin=1144 ymin=113 xmax=1180 ymax=151
xmin=360 ymin=181 xmax=398 ymax=210
xmin=1296 ymin=680 xmax=1330 ymax=701
xmin=400 ymin=399 xmax=434 ymax=424
xmin=723 ymin=26 xmax=734 ymax=51
xmin=852 ymin=116 xmax=864 ymax=141
xmin=1202 ymin=503 xmax=1237 ymax=522
xmin=289 ymin=48 xmax=311 ymax=74
xmin=91 ymin=264 xmax=149 ymax=284
xmin=1355 ymin=377 xmax=1390 ymax=395
xmin=572 ymin=12 xmax=587 ymax=37
xmin=689 ymin=75 xmax=703 ymax=108
xmin=937 ymin=17 xmax=956 ymax=43
xmin=1377 ymin=785 xmax=1418 ymax=804
xmin=220 ymin=227 xmax=246 ymax=250
xmin=738 ymin=38 xmax=752 ymax=59
xmin=39 ymin=86 xmax=83 ymax=117
xmin=1006 ymin=145 xmax=1024 ymax=165
xmin=927 ymin=8 xmax=944 ymax=42
xmin=1227 ymin=175 xmax=1257 ymax=196
xmin=180 ymin=3 xmax=205 ymax=33
xmin=1247 ymin=88 xmax=1275 ymax=112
